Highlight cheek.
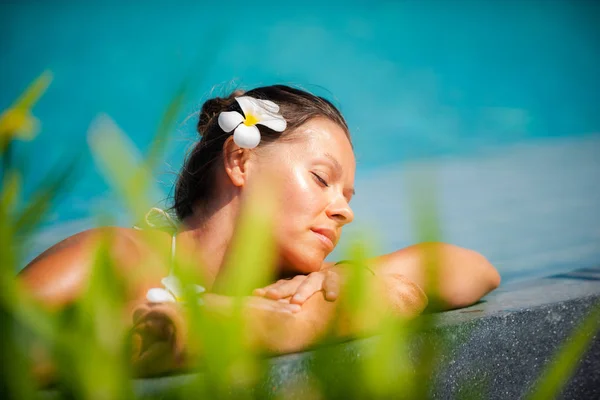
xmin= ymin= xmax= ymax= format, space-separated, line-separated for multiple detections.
xmin=273 ymin=168 xmax=328 ymax=272
xmin=279 ymin=167 xmax=320 ymax=221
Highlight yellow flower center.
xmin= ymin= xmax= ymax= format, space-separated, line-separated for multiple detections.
xmin=243 ymin=113 xmax=259 ymax=126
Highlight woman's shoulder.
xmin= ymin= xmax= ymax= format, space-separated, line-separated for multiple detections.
xmin=19 ymin=226 xmax=172 ymax=308
xmin=24 ymin=226 xmax=167 ymax=266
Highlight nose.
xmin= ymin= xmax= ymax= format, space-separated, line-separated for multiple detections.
xmin=326 ymin=194 xmax=354 ymax=226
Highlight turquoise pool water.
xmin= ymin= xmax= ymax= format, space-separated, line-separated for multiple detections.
xmin=2 ymin=1 xmax=599 ymax=281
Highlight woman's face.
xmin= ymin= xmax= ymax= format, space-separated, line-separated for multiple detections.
xmin=251 ymin=117 xmax=356 ymax=274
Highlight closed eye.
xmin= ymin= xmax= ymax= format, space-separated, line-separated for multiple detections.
xmin=311 ymin=172 xmax=329 ymax=187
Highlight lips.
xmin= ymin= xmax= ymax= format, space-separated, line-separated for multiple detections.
xmin=310 ymin=227 xmax=337 ymax=250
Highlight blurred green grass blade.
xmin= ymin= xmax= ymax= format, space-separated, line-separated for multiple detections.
xmin=0 ymin=172 xmax=58 ymax=399
xmin=311 ymin=344 xmax=364 ymax=399
xmin=170 ymin=186 xmax=276 ymax=395
xmin=0 ymin=71 xmax=52 ymax=144
xmin=308 ymin=235 xmax=375 ymax=399
xmin=361 ymin=317 xmax=416 ymax=399
xmin=340 ymin=235 xmax=372 ymax=315
xmin=145 ymin=32 xmax=225 ymax=174
xmin=405 ymin=165 xmax=450 ymax=399
xmin=197 ymin=181 xmax=279 ymax=397
xmin=406 ymin=165 xmax=445 ymax=310
xmin=0 ymin=171 xmax=21 ymax=214
xmin=406 ymin=166 xmax=441 ymax=240
xmin=13 ymin=157 xmax=79 ymax=238
xmin=0 ymin=196 xmax=58 ymax=348
xmin=12 ymin=71 xmax=54 ymax=111
xmin=0 ymin=188 xmax=30 ymax=398
xmin=456 ymin=376 xmax=487 ymax=400
xmin=53 ymin=227 xmax=133 ymax=400
xmin=526 ymin=304 xmax=600 ymax=400
xmin=0 ymin=171 xmax=19 ymax=271
xmin=145 ymin=84 xmax=187 ymax=174
xmin=88 ymin=114 xmax=164 ymax=223
xmin=0 ymin=311 xmax=38 ymax=400
xmin=214 ymin=180 xmax=278 ymax=296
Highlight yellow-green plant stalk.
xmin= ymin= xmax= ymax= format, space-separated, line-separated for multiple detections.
xmin=192 ymin=177 xmax=279 ymax=398
xmin=0 ymin=71 xmax=60 ymax=400
xmin=88 ymin=115 xmax=163 ymax=225
xmin=51 ymin=227 xmax=134 ymax=400
xmin=0 ymin=70 xmax=52 ymax=144
xmin=526 ymin=303 xmax=600 ymax=400
xmin=405 ymin=165 xmax=448 ymax=399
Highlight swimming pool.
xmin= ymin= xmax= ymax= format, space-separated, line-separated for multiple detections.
xmin=3 ymin=1 xmax=599 ymax=282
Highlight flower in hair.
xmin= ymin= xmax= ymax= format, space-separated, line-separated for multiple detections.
xmin=218 ymin=96 xmax=287 ymax=148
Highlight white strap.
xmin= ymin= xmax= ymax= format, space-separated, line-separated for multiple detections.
xmin=170 ymin=233 xmax=176 ymax=275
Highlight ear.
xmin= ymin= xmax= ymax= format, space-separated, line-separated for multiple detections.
xmin=222 ymin=136 xmax=251 ymax=187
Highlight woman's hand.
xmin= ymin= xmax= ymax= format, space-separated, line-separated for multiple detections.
xmin=129 ymin=295 xmax=303 ymax=377
xmin=253 ymin=267 xmax=343 ymax=305
xmin=130 ymin=301 xmax=188 ymax=377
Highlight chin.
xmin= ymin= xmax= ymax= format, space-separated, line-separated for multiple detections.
xmin=281 ymin=246 xmax=327 ymax=275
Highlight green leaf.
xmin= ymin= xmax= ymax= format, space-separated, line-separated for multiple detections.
xmin=13 ymin=156 xmax=79 ymax=238
xmin=144 ymin=83 xmax=187 ymax=174
xmin=213 ymin=180 xmax=278 ymax=296
xmin=0 ymin=70 xmax=53 ymax=144
xmin=88 ymin=114 xmax=165 ymax=224
xmin=0 ymin=170 xmax=21 ymax=222
xmin=526 ymin=303 xmax=600 ymax=400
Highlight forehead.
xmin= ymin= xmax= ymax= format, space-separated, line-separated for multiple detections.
xmin=287 ymin=117 xmax=355 ymax=169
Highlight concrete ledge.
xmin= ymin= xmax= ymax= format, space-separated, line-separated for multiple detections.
xmin=425 ymin=282 xmax=600 ymax=398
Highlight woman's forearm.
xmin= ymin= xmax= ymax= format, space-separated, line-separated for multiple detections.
xmin=128 ymin=270 xmax=430 ymax=378
xmin=367 ymin=242 xmax=501 ymax=310
xmin=250 ymin=274 xmax=428 ymax=353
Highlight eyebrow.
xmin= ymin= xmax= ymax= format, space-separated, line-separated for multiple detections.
xmin=324 ymin=152 xmax=356 ymax=197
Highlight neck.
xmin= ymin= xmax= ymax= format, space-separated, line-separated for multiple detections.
xmin=176 ymin=197 xmax=240 ymax=290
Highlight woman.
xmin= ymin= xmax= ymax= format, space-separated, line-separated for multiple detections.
xmin=19 ymin=85 xmax=500 ymax=376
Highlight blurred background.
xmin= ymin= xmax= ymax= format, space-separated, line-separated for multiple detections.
xmin=2 ymin=0 xmax=599 ymax=283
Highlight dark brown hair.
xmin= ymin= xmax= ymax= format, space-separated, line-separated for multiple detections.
xmin=173 ymin=84 xmax=351 ymax=220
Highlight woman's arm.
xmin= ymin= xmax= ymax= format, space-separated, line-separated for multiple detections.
xmin=366 ymin=242 xmax=500 ymax=310
xmin=258 ymin=271 xmax=428 ymax=353
xmin=131 ymin=273 xmax=428 ymax=376
xmin=258 ymin=242 xmax=500 ymax=311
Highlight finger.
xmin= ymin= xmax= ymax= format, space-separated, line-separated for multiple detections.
xmin=284 ymin=303 xmax=302 ymax=313
xmin=290 ymin=273 xmax=326 ymax=305
xmin=131 ymin=303 xmax=152 ymax=324
xmin=246 ymin=296 xmax=301 ymax=314
xmin=264 ymin=276 xmax=306 ymax=300
xmin=323 ymin=270 xmax=342 ymax=301
xmin=134 ymin=317 xmax=167 ymax=340
xmin=251 ymin=297 xmax=298 ymax=312
xmin=158 ymin=305 xmax=189 ymax=366
xmin=254 ymin=279 xmax=291 ymax=295
xmin=134 ymin=305 xmax=178 ymax=340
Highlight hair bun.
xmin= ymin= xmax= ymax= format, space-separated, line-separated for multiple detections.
xmin=197 ymin=90 xmax=245 ymax=136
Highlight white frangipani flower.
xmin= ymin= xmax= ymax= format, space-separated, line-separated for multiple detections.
xmin=218 ymin=96 xmax=287 ymax=149
xmin=146 ymin=275 xmax=205 ymax=304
